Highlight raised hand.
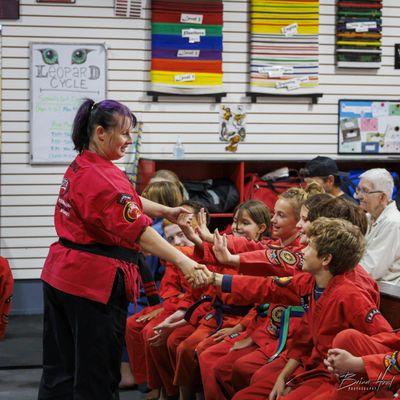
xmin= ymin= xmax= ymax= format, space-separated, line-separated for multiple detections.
xmin=164 ymin=206 xmax=191 ymax=224
xmin=196 ymin=208 xmax=213 ymax=243
xmin=177 ymin=213 xmax=202 ymax=247
xmin=213 ymin=229 xmax=234 ymax=265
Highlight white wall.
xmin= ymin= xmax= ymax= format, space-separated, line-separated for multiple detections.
xmin=1 ymin=0 xmax=400 ymax=279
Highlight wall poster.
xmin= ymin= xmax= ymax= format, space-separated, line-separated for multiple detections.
xmin=30 ymin=42 xmax=107 ymax=164
xmin=338 ymin=99 xmax=400 ymax=155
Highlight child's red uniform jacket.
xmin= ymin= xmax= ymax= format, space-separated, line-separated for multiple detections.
xmin=159 ymin=246 xmax=199 ymax=312
xmin=362 ymin=331 xmax=400 ymax=390
xmin=220 ymin=272 xmax=392 ymax=382
xmin=0 ymin=257 xmax=13 ymax=340
xmin=196 ymin=235 xmax=304 ymax=277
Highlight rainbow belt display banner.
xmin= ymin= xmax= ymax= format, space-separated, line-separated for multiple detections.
xmin=150 ymin=0 xmax=224 ymax=95
xmin=336 ymin=0 xmax=382 ymax=68
xmin=250 ymin=0 xmax=320 ymax=94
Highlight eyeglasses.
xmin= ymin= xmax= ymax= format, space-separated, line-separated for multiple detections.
xmin=354 ymin=187 xmax=383 ymax=196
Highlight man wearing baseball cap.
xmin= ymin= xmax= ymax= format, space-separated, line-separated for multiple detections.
xmin=300 ymin=156 xmax=356 ymax=203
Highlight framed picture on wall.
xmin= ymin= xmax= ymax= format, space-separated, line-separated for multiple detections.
xmin=338 ymin=99 xmax=400 ymax=155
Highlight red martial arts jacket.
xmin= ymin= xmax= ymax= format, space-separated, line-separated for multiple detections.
xmin=195 ymin=235 xmax=304 ymax=277
xmin=160 ymin=246 xmax=205 ymax=313
xmin=41 ymin=150 xmax=152 ymax=304
xmin=362 ymin=331 xmax=400 ymax=389
xmin=220 ymin=272 xmax=392 ymax=373
xmin=0 ymin=257 xmax=13 ymax=340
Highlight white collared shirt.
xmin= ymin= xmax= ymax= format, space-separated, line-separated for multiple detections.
xmin=360 ymin=201 xmax=400 ymax=285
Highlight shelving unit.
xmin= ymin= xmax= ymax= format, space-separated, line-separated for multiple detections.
xmin=138 ymin=157 xmax=400 ymax=222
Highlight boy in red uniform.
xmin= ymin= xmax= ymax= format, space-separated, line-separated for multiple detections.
xmin=191 ymin=217 xmax=392 ymax=400
xmin=0 ymin=256 xmax=13 ymax=340
xmin=319 ymin=329 xmax=400 ymax=399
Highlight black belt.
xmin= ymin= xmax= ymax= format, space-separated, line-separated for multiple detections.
xmin=59 ymin=238 xmax=160 ymax=306
xmin=184 ymin=295 xmax=253 ymax=335
xmin=59 ymin=238 xmax=141 ymax=263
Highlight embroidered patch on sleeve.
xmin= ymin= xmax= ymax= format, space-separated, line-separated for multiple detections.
xmin=277 ymin=250 xmax=298 ymax=266
xmin=365 ymin=308 xmax=381 ymax=323
xmin=384 ymin=351 xmax=400 ymax=375
xmin=123 ymin=202 xmax=142 ymax=223
xmin=266 ymin=250 xmax=280 ymax=265
xmin=118 ymin=193 xmax=133 ymax=205
xmin=273 ymin=276 xmax=293 ymax=287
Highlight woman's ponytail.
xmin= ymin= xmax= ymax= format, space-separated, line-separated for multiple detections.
xmin=71 ymin=98 xmax=95 ymax=153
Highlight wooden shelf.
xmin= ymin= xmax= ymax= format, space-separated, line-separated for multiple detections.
xmin=147 ymin=91 xmax=227 ymax=103
xmin=246 ymin=92 xmax=323 ymax=104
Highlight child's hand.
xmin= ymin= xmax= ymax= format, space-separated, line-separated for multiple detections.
xmin=213 ymin=230 xmax=233 ymax=265
xmin=136 ymin=307 xmax=164 ymax=323
xmin=269 ymin=375 xmax=290 ymax=400
xmin=185 ymin=264 xmax=213 ymax=288
xmin=148 ymin=310 xmax=186 ymax=346
xmin=211 ymin=324 xmax=244 ymax=343
xmin=229 ymin=336 xmax=254 ymax=351
xmin=325 ymin=349 xmax=365 ymax=375
xmin=177 ymin=213 xmax=202 ymax=247
xmin=197 ymin=208 xmax=213 ymax=243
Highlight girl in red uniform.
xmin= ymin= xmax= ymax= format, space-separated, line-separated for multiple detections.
xmin=149 ymin=200 xmax=271 ymax=400
xmin=38 ymin=99 xmax=206 ymax=400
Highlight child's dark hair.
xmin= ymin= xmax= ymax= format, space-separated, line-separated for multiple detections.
xmin=72 ymin=98 xmax=137 ymax=153
xmin=180 ymin=200 xmax=210 ymax=225
xmin=303 ymin=193 xmax=333 ymax=213
xmin=308 ymin=196 xmax=368 ymax=235
xmin=233 ymin=200 xmax=271 ymax=238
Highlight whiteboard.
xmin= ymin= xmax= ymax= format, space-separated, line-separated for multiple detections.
xmin=30 ymin=42 xmax=107 ymax=164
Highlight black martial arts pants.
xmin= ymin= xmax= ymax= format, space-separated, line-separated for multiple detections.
xmin=38 ymin=270 xmax=128 ymax=400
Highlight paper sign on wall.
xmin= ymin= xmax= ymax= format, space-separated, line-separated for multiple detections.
xmin=30 ymin=42 xmax=107 ymax=163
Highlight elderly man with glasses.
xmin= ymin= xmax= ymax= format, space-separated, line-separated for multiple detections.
xmin=355 ymin=168 xmax=400 ymax=285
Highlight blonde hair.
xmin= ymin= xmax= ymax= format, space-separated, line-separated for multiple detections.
xmin=307 ymin=217 xmax=365 ymax=275
xmin=149 ymin=169 xmax=187 ymax=200
xmin=142 ymin=181 xmax=183 ymax=207
xmin=279 ymin=182 xmax=324 ymax=220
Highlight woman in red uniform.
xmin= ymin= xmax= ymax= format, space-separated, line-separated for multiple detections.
xmin=38 ymin=98 xmax=205 ymax=400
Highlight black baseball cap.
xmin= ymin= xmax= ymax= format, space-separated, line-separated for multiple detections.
xmin=303 ymin=156 xmax=348 ymax=177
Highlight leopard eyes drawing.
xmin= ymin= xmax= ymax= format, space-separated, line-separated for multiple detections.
xmin=38 ymin=48 xmax=93 ymax=65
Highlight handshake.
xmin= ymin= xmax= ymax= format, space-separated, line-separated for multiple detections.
xmin=184 ymin=264 xmax=222 ymax=288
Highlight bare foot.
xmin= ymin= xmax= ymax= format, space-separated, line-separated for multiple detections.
xmin=119 ymin=362 xmax=136 ymax=390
